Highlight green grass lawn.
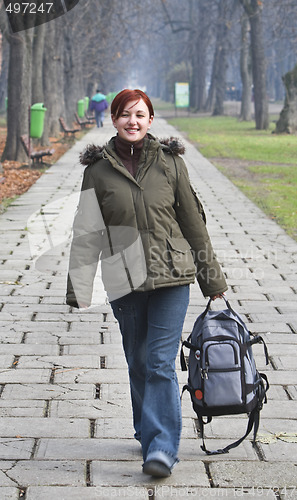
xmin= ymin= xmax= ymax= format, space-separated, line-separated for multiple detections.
xmin=166 ymin=114 xmax=297 ymax=241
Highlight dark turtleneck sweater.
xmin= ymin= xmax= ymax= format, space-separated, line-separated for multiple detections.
xmin=115 ymin=135 xmax=144 ymax=178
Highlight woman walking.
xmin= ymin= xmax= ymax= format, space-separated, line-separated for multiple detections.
xmin=66 ymin=89 xmax=227 ymax=477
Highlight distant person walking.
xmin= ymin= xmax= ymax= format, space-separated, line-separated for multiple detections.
xmin=90 ymin=89 xmax=108 ymax=128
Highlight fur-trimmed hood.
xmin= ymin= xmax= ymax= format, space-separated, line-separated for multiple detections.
xmin=79 ymin=135 xmax=185 ymax=166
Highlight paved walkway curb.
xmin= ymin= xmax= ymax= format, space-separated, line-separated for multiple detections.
xmin=0 ymin=117 xmax=296 ymax=499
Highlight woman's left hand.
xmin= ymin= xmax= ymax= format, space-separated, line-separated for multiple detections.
xmin=211 ymin=293 xmax=224 ymax=301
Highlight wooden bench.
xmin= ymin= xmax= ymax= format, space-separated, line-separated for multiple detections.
xmin=59 ymin=117 xmax=81 ymax=138
xmin=20 ymin=135 xmax=55 ymax=164
xmin=74 ymin=112 xmax=92 ymax=129
xmin=85 ymin=112 xmax=96 ymax=123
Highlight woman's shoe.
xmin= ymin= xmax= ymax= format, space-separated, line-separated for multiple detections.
xmin=142 ymin=459 xmax=171 ymax=478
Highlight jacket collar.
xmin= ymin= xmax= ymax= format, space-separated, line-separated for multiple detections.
xmin=79 ymin=134 xmax=185 ymax=168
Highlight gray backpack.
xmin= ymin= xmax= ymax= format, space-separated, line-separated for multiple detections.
xmin=181 ymin=296 xmax=269 ymax=455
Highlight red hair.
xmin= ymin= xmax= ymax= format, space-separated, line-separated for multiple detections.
xmin=111 ymin=89 xmax=154 ymax=119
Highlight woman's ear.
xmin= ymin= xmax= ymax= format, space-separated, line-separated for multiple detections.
xmin=148 ymin=116 xmax=154 ymax=128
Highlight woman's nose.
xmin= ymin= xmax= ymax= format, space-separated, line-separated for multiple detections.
xmin=128 ymin=114 xmax=136 ymax=124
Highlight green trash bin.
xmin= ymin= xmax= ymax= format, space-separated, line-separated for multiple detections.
xmin=84 ymin=96 xmax=89 ymax=111
xmin=77 ymin=99 xmax=85 ymax=118
xmin=30 ymin=103 xmax=47 ymax=139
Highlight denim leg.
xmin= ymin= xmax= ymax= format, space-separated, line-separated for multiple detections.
xmin=110 ymin=285 xmax=189 ymax=468
xmin=110 ymin=292 xmax=148 ymax=442
xmin=95 ymin=110 xmax=100 ymax=128
xmin=142 ymin=285 xmax=189 ymax=467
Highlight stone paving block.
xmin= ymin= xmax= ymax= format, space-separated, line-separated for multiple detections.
xmin=249 ymin=323 xmax=293 ymax=334
xmin=264 ymin=343 xmax=297 ymax=355
xmin=0 ymin=328 xmax=24 ymax=344
xmin=0 ymin=462 xmax=17 ymax=486
xmin=0 ymin=488 xmax=19 ymax=500
xmin=54 ymin=368 xmax=129 ymax=384
xmin=34 ymin=312 xmax=107 ymax=322
xmin=286 ymin=386 xmax=297 ymax=400
xmin=209 ymin=462 xmax=297 ymax=488
xmin=64 ymin=344 xmax=124 ymax=355
xmin=36 ymin=438 xmax=141 ymax=460
xmin=265 ymin=371 xmax=297 ymax=385
xmin=17 ymin=354 xmax=101 ymax=369
xmin=2 ymin=383 xmax=95 ymax=400
xmin=0 ymin=271 xmax=24 ymax=282
xmin=0 ymin=417 xmax=89 ymax=438
xmin=207 ymin=417 xmax=297 ymax=440
xmin=261 ymin=401 xmax=297 ymax=419
xmin=0 ymin=344 xmax=59 ymax=356
xmin=259 ymin=441 xmax=297 ymax=462
xmin=26 ymin=486 xmax=150 ymax=500
xmin=2 ymin=304 xmax=70 ymax=314
xmin=50 ymin=399 xmax=133 ymax=419
xmin=271 ymin=356 xmax=297 ymax=370
xmin=59 ymin=334 xmax=119 ymax=346
xmin=263 ymin=385 xmax=289 ymax=401
xmin=91 ymin=460 xmax=210 ymax=487
xmin=1 ymin=320 xmax=69 ymax=333
xmin=0 ymin=368 xmax=51 ymax=384
xmin=179 ymin=438 xmax=258 ymax=462
xmin=0 ymin=400 xmax=45 ymax=417
xmin=263 ymin=333 xmax=297 ymax=345
xmin=68 ymin=322 xmax=119 ymax=332
xmin=2 ymin=296 xmax=40 ymax=305
xmin=0 ymin=355 xmax=14 ymax=369
xmin=0 ymin=460 xmax=85 ymax=487
xmin=100 ymin=383 xmax=131 ymax=400
xmin=94 ymin=418 xmax=143 ymax=439
xmin=0 ymin=438 xmax=34 ymax=459
xmin=0 ymin=312 xmax=34 ymax=321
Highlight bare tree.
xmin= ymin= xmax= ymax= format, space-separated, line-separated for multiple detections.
xmin=239 ymin=0 xmax=269 ymax=129
xmin=239 ymin=11 xmax=252 ymax=120
xmin=275 ymin=65 xmax=297 ymax=134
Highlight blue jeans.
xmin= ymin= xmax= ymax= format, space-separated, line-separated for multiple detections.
xmin=95 ymin=110 xmax=104 ymax=127
xmin=110 ymin=285 xmax=189 ymax=469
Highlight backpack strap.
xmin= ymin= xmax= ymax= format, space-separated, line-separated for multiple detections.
xmin=199 ymin=407 xmax=260 ymax=456
xmin=199 ymin=372 xmax=269 ymax=455
xmin=248 ymin=335 xmax=269 ymax=365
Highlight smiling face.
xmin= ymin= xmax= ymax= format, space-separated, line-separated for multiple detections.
xmin=111 ymin=98 xmax=154 ymax=144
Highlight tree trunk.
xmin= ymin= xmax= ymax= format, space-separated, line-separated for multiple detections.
xmin=63 ymin=22 xmax=84 ymax=124
xmin=42 ymin=19 xmax=65 ymax=144
xmin=239 ymin=11 xmax=252 ymax=121
xmin=31 ymin=22 xmax=46 ymax=104
xmin=0 ymin=35 xmax=9 ymax=111
xmin=188 ymin=0 xmax=210 ymax=111
xmin=275 ymin=65 xmax=297 ymax=134
xmin=2 ymin=30 xmax=33 ymax=162
xmin=212 ymin=1 xmax=231 ymax=116
xmin=205 ymin=44 xmax=219 ymax=113
xmin=240 ymin=0 xmax=269 ymax=129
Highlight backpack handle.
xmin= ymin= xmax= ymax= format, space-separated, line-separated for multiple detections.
xmin=203 ymin=294 xmax=232 ymax=316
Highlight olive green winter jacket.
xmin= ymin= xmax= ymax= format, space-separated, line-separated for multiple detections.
xmin=66 ymin=134 xmax=227 ymax=307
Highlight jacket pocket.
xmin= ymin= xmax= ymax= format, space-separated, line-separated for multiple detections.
xmin=167 ymin=237 xmax=196 ymax=278
xmin=101 ymin=235 xmax=147 ymax=300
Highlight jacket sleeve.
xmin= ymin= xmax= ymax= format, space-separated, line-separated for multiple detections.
xmin=66 ymin=167 xmax=105 ymax=308
xmin=174 ymin=157 xmax=228 ymax=298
